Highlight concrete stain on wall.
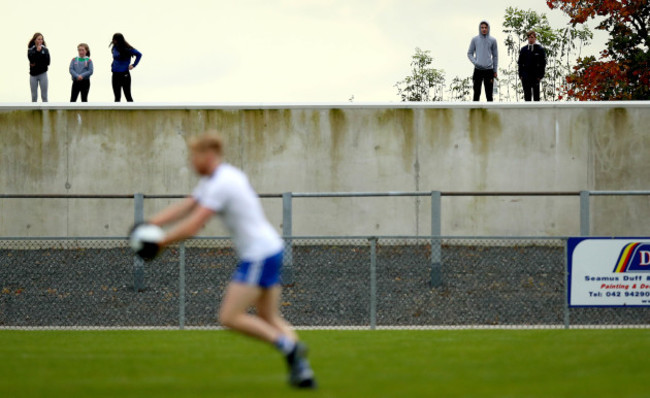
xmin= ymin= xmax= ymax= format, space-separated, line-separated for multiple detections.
xmin=420 ymin=108 xmax=455 ymax=156
xmin=467 ymin=108 xmax=502 ymax=192
xmin=468 ymin=108 xmax=502 ymax=155
xmin=202 ymin=109 xmax=243 ymax=166
xmin=241 ymin=109 xmax=292 ymax=166
xmin=328 ymin=108 xmax=346 ymax=161
xmin=592 ymin=107 xmax=648 ymax=190
xmin=377 ymin=108 xmax=415 ymax=173
xmin=590 ymin=107 xmax=650 ymax=235
xmin=0 ymin=110 xmax=61 ymax=188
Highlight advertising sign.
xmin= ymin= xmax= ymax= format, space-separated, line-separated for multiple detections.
xmin=568 ymin=238 xmax=650 ymax=307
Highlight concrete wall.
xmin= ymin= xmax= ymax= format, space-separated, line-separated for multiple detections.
xmin=1 ymin=102 xmax=649 ymax=237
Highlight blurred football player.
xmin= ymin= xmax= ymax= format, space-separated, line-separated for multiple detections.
xmin=138 ymin=133 xmax=316 ymax=388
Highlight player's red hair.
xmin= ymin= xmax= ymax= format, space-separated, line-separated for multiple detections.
xmin=189 ymin=133 xmax=224 ymax=156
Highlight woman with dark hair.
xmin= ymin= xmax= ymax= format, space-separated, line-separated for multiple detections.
xmin=69 ymin=43 xmax=94 ymax=102
xmin=110 ymin=33 xmax=142 ymax=102
xmin=27 ymin=32 xmax=50 ymax=102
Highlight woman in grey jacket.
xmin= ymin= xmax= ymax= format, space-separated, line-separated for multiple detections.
xmin=69 ymin=43 xmax=94 ymax=102
xmin=27 ymin=32 xmax=50 ymax=102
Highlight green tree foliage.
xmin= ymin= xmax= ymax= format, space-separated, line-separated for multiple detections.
xmin=395 ymin=48 xmax=445 ymax=101
xmin=501 ymin=6 xmax=592 ymax=101
xmin=448 ymin=76 xmax=472 ymax=102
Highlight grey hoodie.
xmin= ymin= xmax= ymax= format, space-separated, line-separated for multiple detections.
xmin=69 ymin=57 xmax=94 ymax=81
xmin=467 ymin=20 xmax=498 ymax=72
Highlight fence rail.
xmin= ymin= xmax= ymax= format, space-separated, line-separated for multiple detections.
xmin=5 ymin=190 xmax=650 ymax=199
xmin=5 ymin=190 xmax=649 ymax=276
xmin=3 ymin=190 xmax=650 ymax=241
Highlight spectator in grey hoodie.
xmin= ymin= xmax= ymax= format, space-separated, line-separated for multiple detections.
xmin=467 ymin=20 xmax=498 ymax=101
xmin=69 ymin=43 xmax=94 ymax=102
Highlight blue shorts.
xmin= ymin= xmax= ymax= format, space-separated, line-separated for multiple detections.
xmin=232 ymin=250 xmax=283 ymax=288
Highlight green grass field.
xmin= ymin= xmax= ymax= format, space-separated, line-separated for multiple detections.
xmin=0 ymin=329 xmax=647 ymax=397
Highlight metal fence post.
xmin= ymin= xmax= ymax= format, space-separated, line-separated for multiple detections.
xmin=282 ymin=192 xmax=294 ymax=285
xmin=369 ymin=237 xmax=377 ymax=330
xmin=430 ymin=191 xmax=442 ymax=287
xmin=179 ymin=242 xmax=186 ymax=330
xmin=133 ymin=193 xmax=145 ymax=292
xmin=564 ymin=238 xmax=570 ymax=329
xmin=580 ymin=191 xmax=590 ymax=236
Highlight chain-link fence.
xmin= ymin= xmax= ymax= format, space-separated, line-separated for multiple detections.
xmin=1 ymin=237 xmax=649 ymax=329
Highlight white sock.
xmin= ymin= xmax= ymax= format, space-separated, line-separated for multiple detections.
xmin=274 ymin=335 xmax=296 ymax=355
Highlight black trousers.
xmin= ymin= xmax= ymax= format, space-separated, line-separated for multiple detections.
xmin=112 ymin=71 xmax=133 ymax=102
xmin=522 ymin=78 xmax=541 ymax=101
xmin=473 ymin=68 xmax=494 ymax=102
xmin=70 ymin=79 xmax=90 ymax=102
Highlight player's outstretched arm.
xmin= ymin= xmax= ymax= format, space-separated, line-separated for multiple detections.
xmin=149 ymin=197 xmax=198 ymax=227
xmin=159 ymin=205 xmax=214 ymax=247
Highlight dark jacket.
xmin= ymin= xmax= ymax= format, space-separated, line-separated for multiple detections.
xmin=28 ymin=45 xmax=50 ymax=76
xmin=518 ymin=43 xmax=546 ymax=81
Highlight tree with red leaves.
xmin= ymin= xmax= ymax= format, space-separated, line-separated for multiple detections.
xmin=547 ymin=0 xmax=650 ymax=100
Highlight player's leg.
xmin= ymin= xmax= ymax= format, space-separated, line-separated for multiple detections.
xmin=256 ymin=285 xmax=297 ymax=341
xmin=251 ymin=251 xmax=299 ymax=346
xmin=218 ymin=282 xmax=282 ymax=343
xmin=227 ymin=252 xmax=316 ymax=388
xmin=253 ymin=251 xmax=316 ymax=390
xmin=257 ymin=286 xmax=316 ymax=388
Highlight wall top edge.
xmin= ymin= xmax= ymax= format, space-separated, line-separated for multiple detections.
xmin=0 ymin=101 xmax=649 ymax=111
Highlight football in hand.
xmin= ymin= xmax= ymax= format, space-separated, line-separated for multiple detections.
xmin=129 ymin=223 xmax=165 ymax=261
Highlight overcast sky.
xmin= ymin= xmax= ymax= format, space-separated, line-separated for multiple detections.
xmin=1 ymin=0 xmax=607 ymax=103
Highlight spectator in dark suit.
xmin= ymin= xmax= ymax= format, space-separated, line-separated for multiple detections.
xmin=518 ymin=30 xmax=547 ymax=101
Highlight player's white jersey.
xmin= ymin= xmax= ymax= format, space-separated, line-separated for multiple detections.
xmin=192 ymin=163 xmax=283 ymax=261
